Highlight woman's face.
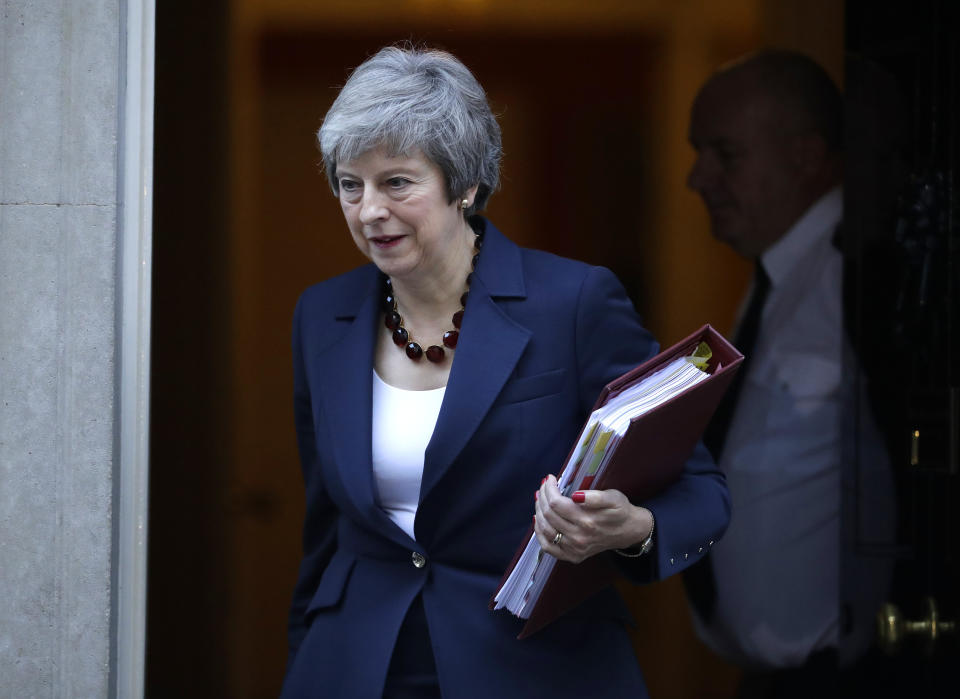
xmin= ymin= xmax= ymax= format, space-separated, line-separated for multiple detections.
xmin=336 ymin=147 xmax=470 ymax=281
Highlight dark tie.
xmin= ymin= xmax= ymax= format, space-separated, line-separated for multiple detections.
xmin=702 ymin=261 xmax=772 ymax=461
xmin=685 ymin=261 xmax=771 ymax=621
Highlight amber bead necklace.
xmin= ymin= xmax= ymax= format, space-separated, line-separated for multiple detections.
xmin=382 ymin=229 xmax=483 ymax=363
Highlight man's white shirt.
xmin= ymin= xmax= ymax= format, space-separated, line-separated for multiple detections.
xmin=692 ymin=187 xmax=868 ymax=669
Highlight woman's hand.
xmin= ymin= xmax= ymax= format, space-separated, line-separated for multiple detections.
xmin=533 ymin=475 xmax=653 ymax=564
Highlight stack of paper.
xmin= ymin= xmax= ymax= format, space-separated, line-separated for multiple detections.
xmin=493 ymin=352 xmax=711 ymax=618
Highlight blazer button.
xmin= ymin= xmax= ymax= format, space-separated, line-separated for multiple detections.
xmin=411 ymin=552 xmax=427 ymax=569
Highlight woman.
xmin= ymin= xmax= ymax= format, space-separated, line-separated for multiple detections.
xmin=282 ymin=45 xmax=729 ymax=699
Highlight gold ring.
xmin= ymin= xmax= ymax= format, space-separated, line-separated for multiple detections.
xmin=552 ymin=531 xmax=563 ymax=546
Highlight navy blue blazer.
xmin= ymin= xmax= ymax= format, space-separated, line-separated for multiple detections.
xmin=281 ymin=219 xmax=730 ymax=699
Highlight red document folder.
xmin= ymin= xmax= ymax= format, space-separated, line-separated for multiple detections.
xmin=490 ymin=324 xmax=743 ymax=639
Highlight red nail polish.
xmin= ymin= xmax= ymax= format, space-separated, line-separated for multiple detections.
xmin=541 ymin=477 xmax=547 ymax=485
xmin=572 ymin=491 xmax=585 ymax=503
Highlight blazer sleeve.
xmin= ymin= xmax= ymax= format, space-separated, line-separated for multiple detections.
xmin=572 ymin=266 xmax=731 ymax=584
xmin=286 ymin=294 xmax=339 ymax=670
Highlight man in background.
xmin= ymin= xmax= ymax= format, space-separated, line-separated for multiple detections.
xmin=684 ymin=50 xmax=894 ymax=697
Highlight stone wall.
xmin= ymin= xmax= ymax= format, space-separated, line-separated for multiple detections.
xmin=0 ymin=1 xmax=122 ymax=696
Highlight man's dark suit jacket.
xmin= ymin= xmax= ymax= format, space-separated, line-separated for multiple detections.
xmin=280 ymin=218 xmax=730 ymax=699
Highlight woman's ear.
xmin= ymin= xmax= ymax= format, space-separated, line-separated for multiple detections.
xmin=464 ymin=184 xmax=480 ymax=209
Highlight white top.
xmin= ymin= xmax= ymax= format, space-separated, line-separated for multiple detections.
xmin=693 ymin=187 xmax=871 ymax=668
xmin=371 ymin=370 xmax=446 ymax=542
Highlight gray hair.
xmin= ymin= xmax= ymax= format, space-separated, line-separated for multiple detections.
xmin=318 ymin=45 xmax=502 ymax=216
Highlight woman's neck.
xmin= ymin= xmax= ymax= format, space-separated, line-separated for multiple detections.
xmin=390 ymin=221 xmax=475 ymax=324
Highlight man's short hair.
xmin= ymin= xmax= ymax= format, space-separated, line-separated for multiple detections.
xmin=724 ymin=49 xmax=843 ymax=152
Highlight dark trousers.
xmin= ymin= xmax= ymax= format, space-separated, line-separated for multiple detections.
xmin=736 ymin=648 xmax=839 ymax=699
xmin=737 ymin=647 xmax=921 ymax=699
xmin=383 ymin=595 xmax=442 ymax=699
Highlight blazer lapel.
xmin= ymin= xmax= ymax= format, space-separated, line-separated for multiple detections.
xmin=420 ymin=221 xmax=530 ymax=503
xmin=315 ymin=269 xmax=393 ymax=526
